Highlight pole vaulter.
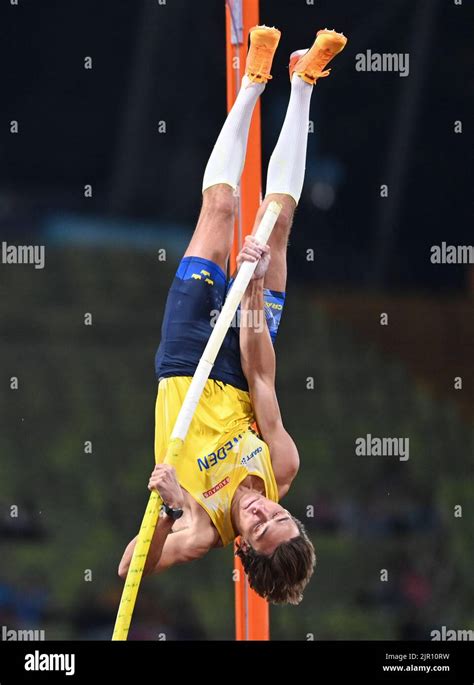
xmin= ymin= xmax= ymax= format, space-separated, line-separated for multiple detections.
xmin=114 ymin=9 xmax=347 ymax=641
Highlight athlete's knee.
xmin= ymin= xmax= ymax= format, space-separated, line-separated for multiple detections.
xmin=269 ymin=197 xmax=296 ymax=248
xmin=275 ymin=204 xmax=295 ymax=237
xmin=202 ymin=184 xmax=237 ymax=220
xmin=261 ymin=193 xmax=295 ymax=239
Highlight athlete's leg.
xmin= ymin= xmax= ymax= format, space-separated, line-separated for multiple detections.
xmin=184 ymin=27 xmax=280 ymax=272
xmin=250 ymin=72 xmax=313 ymax=293
xmin=184 ymin=183 xmax=237 ymax=272
xmin=156 ymin=27 xmax=281 ymax=384
xmin=253 ymin=30 xmax=347 ymax=293
xmin=244 ymin=30 xmax=347 ymax=347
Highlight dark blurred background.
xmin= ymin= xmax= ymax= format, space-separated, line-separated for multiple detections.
xmin=0 ymin=0 xmax=473 ymax=640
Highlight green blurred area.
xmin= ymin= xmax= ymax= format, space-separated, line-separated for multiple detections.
xmin=0 ymin=248 xmax=473 ymax=640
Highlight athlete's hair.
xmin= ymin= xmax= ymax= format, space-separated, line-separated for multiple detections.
xmin=235 ymin=516 xmax=316 ymax=605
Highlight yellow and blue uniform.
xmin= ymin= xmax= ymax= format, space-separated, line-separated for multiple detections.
xmin=155 ymin=256 xmax=285 ymax=390
xmin=155 ymin=376 xmax=279 ymax=546
xmin=154 ymin=256 xmax=285 ymax=545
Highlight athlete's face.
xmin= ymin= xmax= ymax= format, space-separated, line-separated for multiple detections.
xmin=238 ymin=493 xmax=299 ymax=555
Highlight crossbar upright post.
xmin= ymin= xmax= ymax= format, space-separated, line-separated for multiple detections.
xmin=225 ymin=0 xmax=270 ymax=642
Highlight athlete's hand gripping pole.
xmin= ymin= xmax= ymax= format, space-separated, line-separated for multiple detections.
xmin=112 ymin=201 xmax=282 ymax=641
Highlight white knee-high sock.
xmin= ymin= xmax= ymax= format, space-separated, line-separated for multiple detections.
xmin=266 ymin=74 xmax=313 ymax=204
xmin=202 ymin=76 xmax=265 ymax=193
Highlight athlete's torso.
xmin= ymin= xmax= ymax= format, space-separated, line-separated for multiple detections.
xmin=170 ymin=475 xmax=267 ymax=548
xmin=154 ymin=376 xmax=279 ymax=546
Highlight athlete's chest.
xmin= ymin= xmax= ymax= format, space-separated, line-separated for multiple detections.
xmin=239 ymin=473 xmax=266 ymax=493
xmin=171 ymin=487 xmax=213 ymax=532
xmin=172 ymin=476 xmax=265 ymax=545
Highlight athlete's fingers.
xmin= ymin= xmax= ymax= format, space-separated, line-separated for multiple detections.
xmin=243 ymin=239 xmax=260 ymax=250
xmin=238 ymin=251 xmax=258 ymax=263
xmin=240 ymin=253 xmax=259 ymax=264
xmin=245 ymin=235 xmax=261 ymax=247
xmin=243 ymin=245 xmax=263 ymax=260
xmin=243 ymin=251 xmax=260 ymax=261
xmin=154 ymin=463 xmax=174 ymax=473
xmin=248 ymin=242 xmax=270 ymax=259
xmin=245 ymin=236 xmax=269 ymax=254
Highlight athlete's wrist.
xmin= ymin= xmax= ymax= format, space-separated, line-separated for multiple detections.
xmin=161 ymin=502 xmax=184 ymax=520
xmin=165 ymin=499 xmax=184 ymax=510
xmin=162 ymin=490 xmax=184 ymax=508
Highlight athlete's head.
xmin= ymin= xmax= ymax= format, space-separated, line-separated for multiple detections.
xmin=234 ymin=492 xmax=316 ymax=605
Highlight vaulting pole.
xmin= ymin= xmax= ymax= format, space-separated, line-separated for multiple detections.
xmin=225 ymin=0 xmax=270 ymax=641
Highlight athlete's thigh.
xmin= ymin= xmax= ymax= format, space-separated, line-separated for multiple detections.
xmin=155 ymin=256 xmax=228 ymax=380
xmin=184 ymin=185 xmax=236 ymax=272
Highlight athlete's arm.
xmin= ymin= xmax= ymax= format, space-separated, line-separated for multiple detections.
xmin=238 ymin=240 xmax=300 ymax=493
xmin=118 ymin=523 xmax=213 ymax=578
xmin=245 ymin=374 xmax=300 ymax=497
xmin=118 ymin=464 xmax=212 ymax=578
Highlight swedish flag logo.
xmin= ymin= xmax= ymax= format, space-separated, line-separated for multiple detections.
xmin=191 ymin=269 xmax=214 ymax=285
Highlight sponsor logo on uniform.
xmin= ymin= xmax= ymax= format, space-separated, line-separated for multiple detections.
xmin=203 ymin=477 xmax=230 ymax=499
xmin=197 ymin=434 xmax=243 ymax=471
xmin=241 ymin=446 xmax=262 ymax=465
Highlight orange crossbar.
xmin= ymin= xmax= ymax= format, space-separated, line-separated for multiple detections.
xmin=225 ymin=0 xmax=269 ymax=641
